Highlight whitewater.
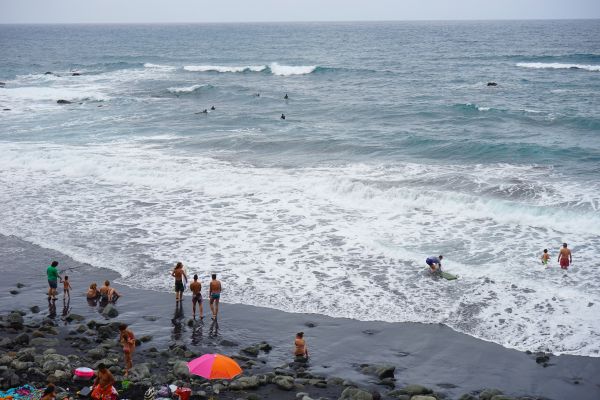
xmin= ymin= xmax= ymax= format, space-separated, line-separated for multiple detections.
xmin=1 ymin=20 xmax=599 ymax=357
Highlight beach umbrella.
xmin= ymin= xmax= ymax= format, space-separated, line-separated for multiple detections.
xmin=187 ymin=354 xmax=242 ymax=380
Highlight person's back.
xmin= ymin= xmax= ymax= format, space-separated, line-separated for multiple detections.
xmin=294 ymin=332 xmax=309 ymax=360
xmin=190 ymin=280 xmax=201 ymax=295
xmin=558 ymin=243 xmax=572 ymax=269
xmin=210 ymin=278 xmax=221 ymax=294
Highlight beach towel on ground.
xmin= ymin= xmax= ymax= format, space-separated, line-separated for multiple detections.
xmin=0 ymin=385 xmax=42 ymax=400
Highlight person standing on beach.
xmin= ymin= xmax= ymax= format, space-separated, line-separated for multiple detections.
xmin=46 ymin=261 xmax=61 ymax=301
xmin=294 ymin=332 xmax=309 ymax=361
xmin=209 ymin=273 xmax=222 ymax=320
xmin=558 ymin=243 xmax=572 ymax=270
xmin=171 ymin=262 xmax=188 ymax=302
xmin=63 ymin=275 xmax=72 ymax=299
xmin=119 ymin=324 xmax=136 ymax=377
xmin=190 ymin=274 xmax=203 ymax=320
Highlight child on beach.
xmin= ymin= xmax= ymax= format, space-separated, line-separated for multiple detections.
xmin=63 ymin=275 xmax=72 ymax=298
xmin=541 ymin=249 xmax=550 ymax=267
xmin=119 ymin=324 xmax=136 ymax=377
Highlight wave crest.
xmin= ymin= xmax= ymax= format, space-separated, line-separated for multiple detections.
xmin=167 ymin=84 xmax=206 ymax=94
xmin=183 ymin=63 xmax=318 ymax=76
xmin=517 ymin=62 xmax=600 ymax=72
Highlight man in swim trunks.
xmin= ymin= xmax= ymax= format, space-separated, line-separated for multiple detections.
xmin=558 ymin=243 xmax=572 ymax=270
xmin=209 ymin=273 xmax=222 ymax=320
xmin=426 ymin=255 xmax=443 ymax=274
xmin=190 ymin=274 xmax=203 ymax=320
xmin=46 ymin=261 xmax=61 ymax=301
xmin=99 ymin=280 xmax=121 ymax=303
xmin=171 ymin=262 xmax=188 ymax=302
xmin=92 ymin=363 xmax=115 ymax=400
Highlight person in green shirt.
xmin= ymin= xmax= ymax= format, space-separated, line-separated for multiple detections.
xmin=46 ymin=261 xmax=61 ymax=301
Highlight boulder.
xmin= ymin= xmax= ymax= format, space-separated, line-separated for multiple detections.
xmin=397 ymin=384 xmax=432 ymax=396
xmin=173 ymin=360 xmax=190 ymax=378
xmin=338 ymin=387 xmax=373 ymax=400
xmin=65 ymin=313 xmax=85 ymax=322
xmin=273 ymin=375 xmax=295 ymax=391
xmin=411 ymin=397 xmax=436 ymax=400
xmin=7 ymin=312 xmax=24 ymax=329
xmin=87 ymin=348 xmax=105 ymax=360
xmin=56 ymin=99 xmax=72 ymax=104
xmin=139 ymin=335 xmax=153 ymax=343
xmin=14 ymin=333 xmax=30 ymax=346
xmin=230 ymin=375 xmax=260 ymax=390
xmin=242 ymin=346 xmax=260 ymax=356
xmin=361 ymin=364 xmax=395 ymax=380
xmin=479 ymin=389 xmax=503 ymax=400
xmin=490 ymin=396 xmax=515 ymax=400
xmin=42 ymin=353 xmax=71 ymax=373
xmin=31 ymin=338 xmax=59 ymax=347
xmin=129 ymin=363 xmax=151 ymax=381
xmin=459 ymin=395 xmax=477 ymax=400
xmin=101 ymin=304 xmax=119 ymax=318
xmin=386 ymin=391 xmax=410 ymax=400
xmin=30 ymin=306 xmax=40 ymax=313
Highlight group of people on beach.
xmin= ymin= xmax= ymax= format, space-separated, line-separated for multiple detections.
xmin=171 ymin=262 xmax=223 ymax=320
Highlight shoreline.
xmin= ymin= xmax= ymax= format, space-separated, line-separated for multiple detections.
xmin=1 ymin=234 xmax=599 ymax=399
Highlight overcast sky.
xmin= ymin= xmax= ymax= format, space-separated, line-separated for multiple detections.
xmin=2 ymin=0 xmax=599 ymax=24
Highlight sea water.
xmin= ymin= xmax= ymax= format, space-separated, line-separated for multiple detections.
xmin=1 ymin=20 xmax=599 ymax=356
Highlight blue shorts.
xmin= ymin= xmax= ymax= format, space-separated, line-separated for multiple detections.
xmin=210 ymin=293 xmax=220 ymax=301
xmin=48 ymin=279 xmax=58 ymax=289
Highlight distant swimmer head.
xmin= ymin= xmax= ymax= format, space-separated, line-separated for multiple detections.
xmin=284 ymin=93 xmax=288 ymax=99
xmin=211 ymin=106 xmax=215 ymax=110
xmin=281 ymin=113 xmax=286 ymax=120
xmin=202 ymin=109 xmax=208 ymax=113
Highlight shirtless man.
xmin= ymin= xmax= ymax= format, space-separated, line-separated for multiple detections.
xmin=92 ymin=363 xmax=115 ymax=400
xmin=99 ymin=280 xmax=120 ymax=303
xmin=171 ymin=262 xmax=188 ymax=302
xmin=190 ymin=274 xmax=203 ymax=320
xmin=558 ymin=243 xmax=572 ymax=270
xmin=209 ymin=273 xmax=222 ymax=320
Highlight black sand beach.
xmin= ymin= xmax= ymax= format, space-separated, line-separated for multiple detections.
xmin=1 ymin=234 xmax=599 ymax=399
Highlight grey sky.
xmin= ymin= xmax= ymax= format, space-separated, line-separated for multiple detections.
xmin=2 ymin=0 xmax=599 ymax=24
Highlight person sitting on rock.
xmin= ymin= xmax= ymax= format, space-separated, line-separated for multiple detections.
xmin=92 ymin=363 xmax=115 ymax=400
xmin=294 ymin=331 xmax=309 ymax=362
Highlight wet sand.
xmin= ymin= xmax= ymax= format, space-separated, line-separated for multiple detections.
xmin=1 ymin=234 xmax=599 ymax=399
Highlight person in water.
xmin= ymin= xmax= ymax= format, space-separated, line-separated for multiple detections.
xmin=171 ymin=262 xmax=188 ymax=302
xmin=284 ymin=93 xmax=288 ymax=99
xmin=46 ymin=261 xmax=61 ymax=301
xmin=210 ymin=105 xmax=215 ymax=110
xmin=99 ymin=280 xmax=121 ymax=303
xmin=294 ymin=332 xmax=309 ymax=361
xmin=209 ymin=273 xmax=222 ymax=320
xmin=558 ymin=243 xmax=572 ymax=270
xmin=280 ymin=113 xmax=286 ymax=120
xmin=87 ymin=282 xmax=100 ymax=299
xmin=541 ymin=249 xmax=550 ymax=266
xmin=426 ymin=255 xmax=443 ymax=274
xmin=190 ymin=274 xmax=203 ymax=320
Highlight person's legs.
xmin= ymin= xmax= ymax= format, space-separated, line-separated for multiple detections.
xmin=209 ymin=297 xmax=215 ymax=317
xmin=199 ymin=297 xmax=203 ymax=319
xmin=214 ymin=298 xmax=219 ymax=318
xmin=192 ymin=297 xmax=197 ymax=318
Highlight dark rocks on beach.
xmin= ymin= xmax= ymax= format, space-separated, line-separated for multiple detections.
xmin=30 ymin=305 xmax=40 ymax=313
xmin=479 ymin=388 xmax=503 ymax=400
xmin=230 ymin=375 xmax=260 ymax=390
xmin=360 ymin=364 xmax=395 ymax=380
xmin=219 ymin=339 xmax=238 ymax=347
xmin=56 ymin=99 xmax=72 ymax=104
xmin=395 ymin=384 xmax=433 ymax=396
xmin=7 ymin=312 xmax=24 ymax=329
xmin=65 ymin=313 xmax=85 ymax=322
xmin=14 ymin=333 xmax=29 ymax=346
xmin=339 ymin=387 xmax=373 ymax=400
xmin=243 ymin=346 xmax=260 ymax=356
xmin=534 ymin=352 xmax=550 ymax=365
xmin=101 ymin=304 xmax=119 ymax=318
xmin=305 ymin=322 xmax=317 ymax=328
xmin=273 ymin=375 xmax=295 ymax=390
xmin=173 ymin=360 xmax=190 ymax=378
xmin=0 ymin=82 xmax=5 ymax=87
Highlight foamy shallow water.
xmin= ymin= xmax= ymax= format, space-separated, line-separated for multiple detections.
xmin=0 ymin=142 xmax=598 ymax=356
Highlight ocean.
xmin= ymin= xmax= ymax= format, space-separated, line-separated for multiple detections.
xmin=1 ymin=20 xmax=599 ymax=357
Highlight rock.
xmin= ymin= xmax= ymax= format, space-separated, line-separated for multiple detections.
xmin=242 ymin=346 xmax=260 ymax=356
xmin=338 ymin=387 xmax=373 ymax=400
xmin=11 ymin=360 xmax=32 ymax=371
xmin=490 ymin=396 xmax=515 ymax=400
xmin=458 ymin=395 xmax=477 ymax=400
xmin=101 ymin=304 xmax=119 ymax=318
xmin=379 ymin=377 xmax=395 ymax=387
xmin=65 ymin=313 xmax=85 ymax=322
xmin=247 ymin=394 xmax=261 ymax=400
xmin=411 ymin=397 xmax=436 ymax=400
xmin=0 ymin=82 xmax=5 ymax=87
xmin=479 ymin=389 xmax=503 ymax=400
xmin=7 ymin=312 xmax=24 ymax=329
xmin=397 ymin=385 xmax=432 ymax=396
xmin=304 ymin=322 xmax=317 ymax=328
xmin=42 ymin=353 xmax=71 ymax=373
xmin=361 ymin=364 xmax=395 ymax=380
xmin=76 ymin=324 xmax=87 ymax=333
xmin=139 ymin=335 xmax=153 ymax=343
xmin=220 ymin=339 xmax=238 ymax=347
xmin=258 ymin=342 xmax=272 ymax=352
xmin=52 ymin=369 xmax=70 ymax=382
xmin=273 ymin=375 xmax=295 ymax=391
xmin=173 ymin=360 xmax=190 ymax=378
xmin=14 ymin=333 xmax=30 ymax=346
xmin=31 ymin=338 xmax=59 ymax=347
xmin=56 ymin=99 xmax=72 ymax=104
xmin=30 ymin=306 xmax=40 ymax=314
xmin=87 ymin=348 xmax=105 ymax=360
xmin=10 ymin=290 xmax=19 ymax=295
xmin=386 ymin=391 xmax=410 ymax=400
xmin=230 ymin=376 xmax=260 ymax=390
xmin=535 ymin=354 xmax=550 ymax=364
xmin=142 ymin=316 xmax=158 ymax=321
xmin=97 ymin=325 xmax=117 ymax=339
xmin=0 ymin=338 xmax=13 ymax=348
xmin=129 ymin=363 xmax=151 ymax=381
xmin=487 ymin=82 xmax=498 ymax=86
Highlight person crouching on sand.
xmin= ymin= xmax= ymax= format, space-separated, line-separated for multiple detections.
xmin=294 ymin=332 xmax=309 ymax=362
xmin=171 ymin=262 xmax=188 ymax=302
xmin=119 ymin=324 xmax=136 ymax=377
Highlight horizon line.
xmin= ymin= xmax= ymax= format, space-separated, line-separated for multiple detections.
xmin=1 ymin=17 xmax=599 ymax=25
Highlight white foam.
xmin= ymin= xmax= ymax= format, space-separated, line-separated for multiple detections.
xmin=144 ymin=63 xmax=177 ymax=71
xmin=269 ymin=62 xmax=317 ymax=76
xmin=0 ymin=143 xmax=598 ymax=356
xmin=517 ymin=62 xmax=600 ymax=72
xmin=183 ymin=65 xmax=266 ymax=73
xmin=167 ymin=84 xmax=205 ymax=94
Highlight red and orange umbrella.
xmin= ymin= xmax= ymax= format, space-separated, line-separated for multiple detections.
xmin=187 ymin=354 xmax=242 ymax=380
